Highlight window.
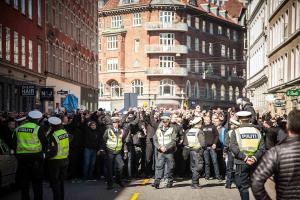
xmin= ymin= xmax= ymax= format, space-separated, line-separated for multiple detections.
xmin=14 ymin=31 xmax=18 ymax=64
xmin=14 ymin=0 xmax=18 ymax=9
xmin=28 ymin=40 xmax=32 ymax=69
xmin=99 ymin=83 xmax=104 ymax=97
xmin=195 ymin=17 xmax=200 ymax=29
xmin=21 ymin=0 xmax=25 ymax=14
xmin=28 ymin=0 xmax=32 ymax=19
xmin=233 ymin=49 xmax=236 ymax=60
xmin=160 ymin=56 xmax=174 ymax=68
xmin=187 ymin=14 xmax=191 ymax=27
xmin=186 ymin=80 xmax=192 ymax=97
xmin=160 ymin=79 xmax=175 ymax=96
xmin=132 ymin=80 xmax=143 ymax=96
xmin=235 ymin=87 xmax=239 ymax=99
xmin=38 ymin=0 xmax=42 ymax=26
xmin=38 ymin=44 xmax=42 ymax=73
xmin=111 ymin=16 xmax=122 ymax=28
xmin=187 ymin=35 xmax=191 ymax=49
xmin=211 ymin=84 xmax=216 ymax=100
xmin=227 ymin=47 xmax=230 ymax=58
xmin=6 ymin=27 xmax=10 ymax=61
xmin=209 ymin=23 xmax=213 ymax=34
xmin=202 ymin=41 xmax=206 ymax=53
xmin=186 ymin=58 xmax=191 ymax=72
xmin=233 ymin=30 xmax=238 ymax=41
xmin=133 ymin=13 xmax=141 ymax=26
xmin=134 ymin=39 xmax=140 ymax=53
xmin=111 ymin=81 xmax=122 ymax=97
xmin=107 ymin=58 xmax=118 ymax=71
xmin=0 ymin=24 xmax=2 ymax=59
xmin=209 ymin=43 xmax=213 ymax=55
xmin=229 ymin=86 xmax=233 ymax=101
xmin=227 ymin=28 xmax=230 ymax=38
xmin=221 ymin=45 xmax=226 ymax=57
xmin=218 ymin=26 xmax=222 ymax=34
xmin=159 ymin=11 xmax=174 ymax=24
xmin=205 ymin=83 xmax=210 ymax=98
xmin=201 ymin=62 xmax=205 ymax=74
xmin=194 ymin=82 xmax=199 ymax=98
xmin=160 ymin=33 xmax=174 ymax=46
xmin=202 ymin=20 xmax=206 ymax=32
xmin=195 ymin=38 xmax=199 ymax=51
xmin=195 ymin=59 xmax=199 ymax=73
xmin=21 ymin=36 xmax=25 ymax=66
xmin=220 ymin=85 xmax=225 ymax=100
xmin=221 ymin=65 xmax=226 ymax=77
xmin=107 ymin=36 xmax=118 ymax=50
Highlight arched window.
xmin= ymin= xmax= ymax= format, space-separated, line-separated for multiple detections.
xmin=211 ymin=84 xmax=217 ymax=100
xmin=194 ymin=82 xmax=199 ymax=98
xmin=205 ymin=83 xmax=210 ymax=99
xmin=229 ymin=86 xmax=233 ymax=101
xmin=160 ymin=79 xmax=175 ymax=96
xmin=242 ymin=88 xmax=246 ymax=97
xmin=99 ymin=83 xmax=104 ymax=97
xmin=111 ymin=81 xmax=122 ymax=97
xmin=235 ymin=86 xmax=239 ymax=99
xmin=185 ymin=80 xmax=192 ymax=98
xmin=131 ymin=80 xmax=143 ymax=96
xmin=220 ymin=84 xmax=225 ymax=100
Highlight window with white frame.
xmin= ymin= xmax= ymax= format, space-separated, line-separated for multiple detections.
xmin=221 ymin=65 xmax=226 ymax=77
xmin=186 ymin=58 xmax=191 ymax=72
xmin=227 ymin=47 xmax=230 ymax=58
xmin=202 ymin=41 xmax=206 ymax=53
xmin=160 ymin=33 xmax=174 ymax=46
xmin=14 ymin=31 xmax=18 ymax=64
xmin=107 ymin=35 xmax=118 ymax=50
xmin=229 ymin=86 xmax=233 ymax=101
xmin=21 ymin=36 xmax=25 ymax=66
xmin=28 ymin=0 xmax=32 ymax=19
xmin=195 ymin=17 xmax=200 ymax=29
xmin=160 ymin=56 xmax=174 ymax=68
xmin=220 ymin=85 xmax=225 ymax=100
xmin=111 ymin=81 xmax=122 ymax=97
xmin=187 ymin=35 xmax=191 ymax=49
xmin=211 ymin=84 xmax=216 ymax=100
xmin=38 ymin=44 xmax=42 ymax=73
xmin=6 ymin=27 xmax=10 ymax=61
xmin=205 ymin=83 xmax=210 ymax=98
xmin=134 ymin=39 xmax=140 ymax=53
xmin=28 ymin=40 xmax=32 ymax=69
xmin=202 ymin=20 xmax=206 ymax=32
xmin=99 ymin=83 xmax=104 ymax=97
xmin=195 ymin=59 xmax=199 ymax=73
xmin=195 ymin=38 xmax=199 ymax=51
xmin=194 ymin=82 xmax=199 ymax=98
xmin=160 ymin=79 xmax=175 ymax=96
xmin=201 ymin=62 xmax=205 ymax=74
xmin=186 ymin=80 xmax=192 ymax=97
xmin=159 ymin=11 xmax=174 ymax=24
xmin=218 ymin=26 xmax=222 ymax=34
xmin=133 ymin=13 xmax=141 ymax=26
xmin=0 ymin=24 xmax=2 ymax=59
xmin=233 ymin=49 xmax=236 ymax=60
xmin=209 ymin=23 xmax=213 ymax=34
xmin=187 ymin=14 xmax=191 ymax=27
xmin=132 ymin=79 xmax=143 ymax=96
xmin=209 ymin=42 xmax=213 ymax=55
xmin=235 ymin=87 xmax=239 ymax=99
xmin=221 ymin=44 xmax=226 ymax=57
xmin=38 ymin=0 xmax=42 ymax=26
xmin=107 ymin=58 xmax=118 ymax=71
xmin=111 ymin=16 xmax=122 ymax=28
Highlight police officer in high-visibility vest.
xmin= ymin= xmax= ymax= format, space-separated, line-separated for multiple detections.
xmin=13 ymin=110 xmax=47 ymax=200
xmin=153 ymin=113 xmax=177 ymax=189
xmin=230 ymin=111 xmax=265 ymax=200
xmin=183 ymin=117 xmax=205 ymax=189
xmin=46 ymin=117 xmax=69 ymax=200
xmin=103 ymin=117 xmax=125 ymax=190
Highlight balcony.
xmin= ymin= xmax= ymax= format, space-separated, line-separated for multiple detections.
xmin=228 ymin=76 xmax=246 ymax=84
xmin=202 ymin=73 xmax=221 ymax=81
xmin=145 ymin=22 xmax=188 ymax=32
xmin=145 ymin=67 xmax=188 ymax=77
xmin=101 ymin=27 xmax=127 ymax=35
xmin=145 ymin=45 xmax=188 ymax=54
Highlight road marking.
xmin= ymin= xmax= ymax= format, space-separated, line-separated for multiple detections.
xmin=130 ymin=193 xmax=139 ymax=200
xmin=142 ymin=179 xmax=150 ymax=185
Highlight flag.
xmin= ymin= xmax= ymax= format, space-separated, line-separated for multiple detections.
xmin=63 ymin=94 xmax=78 ymax=113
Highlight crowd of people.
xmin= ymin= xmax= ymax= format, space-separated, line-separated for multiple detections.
xmin=0 ymin=97 xmax=299 ymax=200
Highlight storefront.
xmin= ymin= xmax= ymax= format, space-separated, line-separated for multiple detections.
xmin=81 ymin=87 xmax=98 ymax=111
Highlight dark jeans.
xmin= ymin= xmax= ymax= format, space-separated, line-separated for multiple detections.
xmin=105 ymin=153 xmax=124 ymax=186
xmin=204 ymin=148 xmax=220 ymax=178
xmin=129 ymin=146 xmax=143 ymax=178
xmin=155 ymin=152 xmax=175 ymax=183
xmin=226 ymin=152 xmax=235 ymax=187
xmin=190 ymin=150 xmax=204 ymax=184
xmin=235 ymin=164 xmax=250 ymax=200
xmin=83 ymin=148 xmax=96 ymax=180
xmin=17 ymin=155 xmax=43 ymax=200
xmin=48 ymin=159 xmax=69 ymax=200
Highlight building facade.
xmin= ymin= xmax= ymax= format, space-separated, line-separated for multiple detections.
xmin=45 ymin=0 xmax=98 ymax=112
xmin=0 ymin=0 xmax=46 ymax=112
xmin=98 ymin=0 xmax=247 ymax=111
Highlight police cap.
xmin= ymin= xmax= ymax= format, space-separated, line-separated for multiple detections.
xmin=236 ymin=111 xmax=252 ymax=118
xmin=48 ymin=117 xmax=62 ymax=125
xmin=28 ymin=110 xmax=43 ymax=119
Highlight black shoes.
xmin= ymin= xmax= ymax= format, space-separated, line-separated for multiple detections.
xmin=225 ymin=185 xmax=232 ymax=189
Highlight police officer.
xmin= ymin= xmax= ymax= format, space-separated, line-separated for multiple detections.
xmin=103 ymin=117 xmax=125 ymax=190
xmin=236 ymin=98 xmax=257 ymax=124
xmin=153 ymin=113 xmax=177 ymax=189
xmin=183 ymin=117 xmax=205 ymax=189
xmin=230 ymin=111 xmax=265 ymax=200
xmin=13 ymin=110 xmax=47 ymax=200
xmin=46 ymin=117 xmax=70 ymax=200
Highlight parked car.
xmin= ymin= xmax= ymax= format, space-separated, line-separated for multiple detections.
xmin=0 ymin=138 xmax=17 ymax=188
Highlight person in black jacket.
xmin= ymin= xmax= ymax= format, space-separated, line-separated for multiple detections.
xmin=252 ymin=109 xmax=300 ymax=200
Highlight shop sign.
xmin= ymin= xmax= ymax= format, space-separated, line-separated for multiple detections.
xmin=57 ymin=89 xmax=68 ymax=95
xmin=40 ymin=88 xmax=54 ymax=101
xmin=286 ymin=89 xmax=300 ymax=97
xmin=21 ymin=85 xmax=36 ymax=96
xmin=274 ymin=99 xmax=285 ymax=107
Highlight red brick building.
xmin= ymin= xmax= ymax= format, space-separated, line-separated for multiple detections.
xmin=45 ymin=0 xmax=98 ymax=112
xmin=0 ymin=0 xmax=46 ymax=112
xmin=98 ymin=0 xmax=247 ymax=110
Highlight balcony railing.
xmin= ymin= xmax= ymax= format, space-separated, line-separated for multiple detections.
xmin=145 ymin=67 xmax=188 ymax=77
xmin=145 ymin=22 xmax=188 ymax=32
xmin=101 ymin=27 xmax=126 ymax=35
xmin=145 ymin=45 xmax=188 ymax=54
xmin=228 ymin=76 xmax=245 ymax=83
xmin=202 ymin=72 xmax=221 ymax=80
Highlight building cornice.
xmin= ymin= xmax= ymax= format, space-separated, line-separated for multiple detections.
xmin=268 ymin=0 xmax=289 ymax=22
xmin=268 ymin=77 xmax=300 ymax=93
xmin=246 ymin=0 xmax=265 ymax=24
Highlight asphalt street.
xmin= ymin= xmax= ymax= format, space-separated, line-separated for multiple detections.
xmin=1 ymin=178 xmax=275 ymax=200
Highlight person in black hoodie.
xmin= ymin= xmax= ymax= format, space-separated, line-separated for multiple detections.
xmin=82 ymin=121 xmax=102 ymax=181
